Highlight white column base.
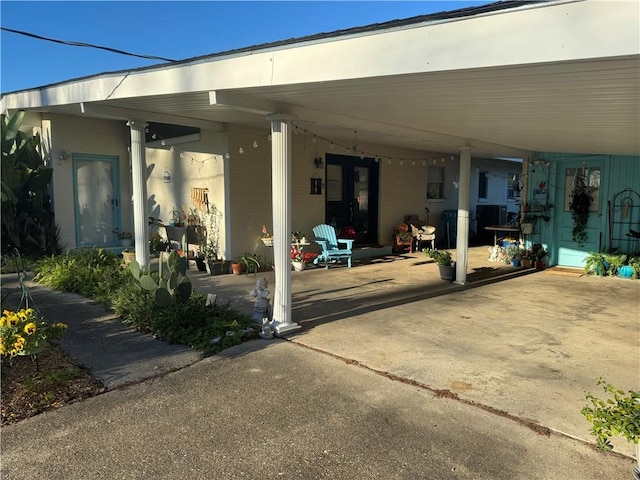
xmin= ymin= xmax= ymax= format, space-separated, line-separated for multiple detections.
xmin=271 ymin=320 xmax=302 ymax=336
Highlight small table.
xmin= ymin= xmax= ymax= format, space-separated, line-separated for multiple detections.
xmin=484 ymin=225 xmax=520 ymax=246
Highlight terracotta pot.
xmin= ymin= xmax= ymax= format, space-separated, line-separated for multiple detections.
xmin=122 ymin=251 xmax=136 ymax=265
xmin=231 ymin=262 xmax=244 ymax=275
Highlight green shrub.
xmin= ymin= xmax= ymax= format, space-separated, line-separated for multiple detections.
xmin=33 ymin=249 xmax=131 ymax=303
xmin=33 ymin=247 xmax=257 ymax=356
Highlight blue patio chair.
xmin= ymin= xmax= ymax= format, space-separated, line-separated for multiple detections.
xmin=312 ymin=224 xmax=353 ymax=269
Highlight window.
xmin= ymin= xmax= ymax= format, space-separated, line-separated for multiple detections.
xmin=426 ymin=166 xmax=444 ymax=199
xmin=478 ymin=170 xmax=488 ymax=200
xmin=507 ymin=173 xmax=521 ymax=201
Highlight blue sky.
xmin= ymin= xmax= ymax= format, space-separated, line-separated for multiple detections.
xmin=1 ymin=1 xmax=489 ymax=93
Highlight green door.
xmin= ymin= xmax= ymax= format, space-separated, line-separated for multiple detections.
xmin=556 ymin=159 xmax=605 ymax=267
xmin=73 ymin=154 xmax=121 ymax=247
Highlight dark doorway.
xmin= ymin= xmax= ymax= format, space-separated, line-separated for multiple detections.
xmin=325 ymin=154 xmax=379 ymax=245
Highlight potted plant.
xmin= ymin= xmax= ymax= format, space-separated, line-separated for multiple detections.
xmin=583 ymin=251 xmax=609 ymax=277
xmin=424 ymin=248 xmax=455 ymax=281
xmin=113 ymin=228 xmax=133 ymax=247
xmin=530 ymin=243 xmax=547 ymax=270
xmin=520 ymin=216 xmax=535 ymax=235
xmin=199 ymin=205 xmax=226 ymax=275
xmin=505 ymin=244 xmax=522 ymax=267
xmin=290 ymin=245 xmax=318 ymax=271
xmin=604 ymin=252 xmax=627 ymax=277
xmin=240 ymin=252 xmax=262 ymax=275
xmin=521 ymin=248 xmax=534 ymax=268
xmin=260 ymin=225 xmax=273 ymax=247
xmin=569 ymin=175 xmax=593 ymax=244
xmin=581 ymin=378 xmax=639 ymax=479
xmin=121 ymin=248 xmax=136 ymax=265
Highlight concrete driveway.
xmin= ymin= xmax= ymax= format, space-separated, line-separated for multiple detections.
xmin=2 ymin=247 xmax=638 ymax=479
xmin=190 ymin=247 xmax=640 ymax=458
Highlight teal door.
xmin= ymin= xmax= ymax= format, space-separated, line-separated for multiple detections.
xmin=73 ymin=154 xmax=121 ymax=247
xmin=556 ymin=159 xmax=605 ymax=266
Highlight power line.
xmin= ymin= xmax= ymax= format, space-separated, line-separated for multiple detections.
xmin=1 ymin=26 xmax=176 ymax=62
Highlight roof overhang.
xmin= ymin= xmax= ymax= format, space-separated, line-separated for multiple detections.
xmin=2 ymin=0 xmax=638 ymax=158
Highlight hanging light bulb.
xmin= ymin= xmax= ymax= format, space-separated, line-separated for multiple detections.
xmin=239 ymin=147 xmax=244 ymax=154
xmin=441 ymin=157 xmax=445 ymax=163
xmin=412 ymin=160 xmax=416 ymax=166
xmin=422 ymin=160 xmax=426 ymax=166
xmin=433 ymin=159 xmax=437 ymax=165
xmin=267 ymin=134 xmax=272 ymax=141
xmin=253 ymin=140 xmax=258 ymax=148
xmin=400 ymin=159 xmax=404 ymax=166
xmin=225 ymin=152 xmax=230 ymax=159
xmin=388 ymin=158 xmax=392 ymax=165
xmin=169 ymin=146 xmax=174 ymax=152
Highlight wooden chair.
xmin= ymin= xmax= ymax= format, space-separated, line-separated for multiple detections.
xmin=312 ymin=224 xmax=353 ymax=268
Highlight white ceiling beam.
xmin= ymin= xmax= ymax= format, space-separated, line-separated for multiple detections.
xmin=79 ymin=102 xmax=225 ymax=130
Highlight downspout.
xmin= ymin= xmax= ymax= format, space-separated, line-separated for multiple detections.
xmin=127 ymin=120 xmax=150 ymax=268
xmin=454 ymin=147 xmax=471 ymax=285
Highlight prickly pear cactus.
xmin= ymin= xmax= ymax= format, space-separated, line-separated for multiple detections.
xmin=128 ymin=251 xmax=192 ymax=306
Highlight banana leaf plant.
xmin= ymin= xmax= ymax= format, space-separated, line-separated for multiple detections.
xmin=1 ymin=111 xmax=58 ymax=255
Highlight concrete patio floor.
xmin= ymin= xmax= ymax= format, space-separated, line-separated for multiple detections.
xmin=189 ymin=246 xmax=640 ymax=459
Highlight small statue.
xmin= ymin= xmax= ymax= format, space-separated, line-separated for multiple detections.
xmin=259 ymin=317 xmax=274 ymax=340
xmin=249 ymin=277 xmax=271 ymax=324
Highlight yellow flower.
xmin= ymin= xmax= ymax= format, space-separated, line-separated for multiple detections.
xmin=17 ymin=310 xmax=28 ymax=320
xmin=0 ymin=316 xmax=5 ymax=327
xmin=2 ymin=309 xmax=10 ymax=316
xmin=24 ymin=322 xmax=37 ymax=335
xmin=0 ymin=343 xmax=5 ymax=355
xmin=56 ymin=323 xmax=68 ymax=330
xmin=8 ymin=315 xmax=19 ymax=326
xmin=14 ymin=334 xmax=25 ymax=346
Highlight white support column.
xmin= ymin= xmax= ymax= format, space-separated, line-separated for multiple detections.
xmin=127 ymin=120 xmax=150 ymax=268
xmin=455 ymin=147 xmax=471 ymax=285
xmin=267 ymin=114 xmax=300 ymax=335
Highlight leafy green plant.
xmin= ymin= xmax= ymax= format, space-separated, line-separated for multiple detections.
xmin=424 ymin=248 xmax=452 ymax=266
xmin=128 ymin=251 xmax=192 ymax=308
xmin=569 ymin=175 xmax=592 ymax=244
xmin=630 ymin=257 xmax=640 ymax=279
xmin=530 ymin=243 xmax=548 ymax=262
xmin=1 ymin=111 xmax=60 ymax=255
xmin=31 ymin=247 xmax=257 ymax=357
xmin=240 ymin=252 xmax=261 ymax=274
xmin=583 ymin=251 xmax=608 ymax=276
xmin=34 ymin=249 xmax=132 ymax=303
xmin=505 ymin=244 xmax=522 ymax=261
xmin=604 ymin=253 xmax=627 ymax=277
xmin=581 ymin=378 xmax=639 ymax=453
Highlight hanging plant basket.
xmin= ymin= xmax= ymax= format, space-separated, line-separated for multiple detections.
xmin=261 ymin=237 xmax=274 ymax=247
xmin=569 ymin=175 xmax=593 ymax=244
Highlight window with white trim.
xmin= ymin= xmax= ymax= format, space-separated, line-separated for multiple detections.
xmin=426 ymin=166 xmax=444 ymax=200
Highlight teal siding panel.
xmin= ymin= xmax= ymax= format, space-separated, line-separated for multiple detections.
xmin=525 ymin=153 xmax=640 ymax=266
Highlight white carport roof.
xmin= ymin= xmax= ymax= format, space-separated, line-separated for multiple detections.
xmin=2 ymin=0 xmax=639 ymax=158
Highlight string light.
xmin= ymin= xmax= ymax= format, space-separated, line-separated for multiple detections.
xmin=289 ymin=121 xmax=440 ymax=166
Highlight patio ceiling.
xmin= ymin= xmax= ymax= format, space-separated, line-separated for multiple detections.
xmin=90 ymin=53 xmax=639 ymax=159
